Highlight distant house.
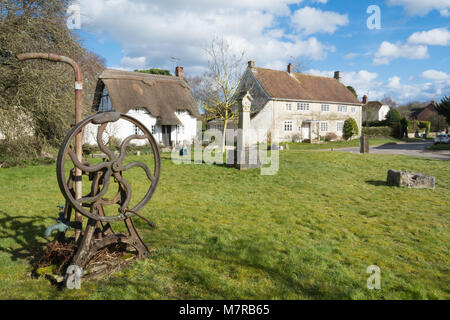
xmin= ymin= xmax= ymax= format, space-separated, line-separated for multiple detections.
xmin=409 ymin=100 xmax=448 ymax=132
xmin=84 ymin=67 xmax=200 ymax=147
xmin=410 ymin=100 xmax=438 ymax=121
xmin=209 ymin=61 xmax=363 ymax=142
xmin=362 ymin=98 xmax=390 ymax=122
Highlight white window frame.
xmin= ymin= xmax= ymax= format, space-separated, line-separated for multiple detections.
xmin=351 ymin=107 xmax=356 ymax=113
xmin=286 ymin=103 xmax=292 ymax=111
xmin=338 ymin=105 xmax=348 ymax=113
xmin=284 ymin=120 xmax=293 ymax=132
xmin=337 ymin=121 xmax=344 ymax=133
xmin=297 ymin=102 xmax=310 ymax=111
xmin=134 ymin=125 xmax=143 ymax=135
xmin=321 ymin=104 xmax=330 ymax=112
xmin=320 ymin=121 xmax=328 ymax=132
xmin=151 ymin=125 xmax=156 ymax=135
xmin=176 ymin=125 xmax=185 ymax=135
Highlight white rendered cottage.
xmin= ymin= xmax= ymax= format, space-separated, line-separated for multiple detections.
xmin=218 ymin=61 xmax=364 ymax=143
xmin=84 ymin=67 xmax=200 ymax=147
xmin=362 ymin=97 xmax=390 ymax=122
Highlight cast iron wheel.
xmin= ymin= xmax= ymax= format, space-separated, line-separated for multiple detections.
xmin=56 ymin=112 xmax=161 ymax=223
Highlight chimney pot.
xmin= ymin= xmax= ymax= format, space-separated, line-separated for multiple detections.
xmin=248 ymin=60 xmax=255 ymax=69
xmin=287 ymin=63 xmax=293 ymax=74
xmin=362 ymin=95 xmax=368 ymax=104
xmin=175 ymin=66 xmax=184 ymax=79
xmin=334 ymin=71 xmax=342 ymax=82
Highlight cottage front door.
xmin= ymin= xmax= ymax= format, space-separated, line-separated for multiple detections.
xmin=162 ymin=125 xmax=172 ymax=146
xmin=302 ymin=122 xmax=310 ymax=140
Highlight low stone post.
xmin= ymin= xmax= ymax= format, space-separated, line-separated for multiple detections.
xmin=360 ymin=136 xmax=369 ymax=154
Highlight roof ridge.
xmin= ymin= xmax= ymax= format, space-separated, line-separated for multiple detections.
xmin=102 ymin=68 xmax=181 ymax=82
xmin=254 ymin=67 xmax=336 ymax=81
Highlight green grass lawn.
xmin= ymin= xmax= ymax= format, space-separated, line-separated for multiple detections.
xmin=0 ymin=147 xmax=448 ymax=299
xmin=429 ymin=144 xmax=450 ymax=151
xmin=284 ymin=137 xmax=400 ymax=150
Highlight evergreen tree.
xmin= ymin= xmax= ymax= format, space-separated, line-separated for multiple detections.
xmin=343 ymin=118 xmax=359 ymax=140
xmin=436 ymin=96 xmax=450 ymax=127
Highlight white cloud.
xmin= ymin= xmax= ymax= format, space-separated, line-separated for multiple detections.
xmin=422 ymin=70 xmax=450 ymax=80
xmin=387 ymin=76 xmax=401 ymax=88
xmin=119 ymin=56 xmax=146 ymax=70
xmin=373 ymin=41 xmax=429 ymax=65
xmin=344 ymin=53 xmax=359 ymax=59
xmin=291 ymin=6 xmax=349 ymax=35
xmin=387 ymin=0 xmax=450 ymax=16
xmin=408 ymin=28 xmax=450 ymax=46
xmin=441 ymin=9 xmax=450 ymax=16
xmin=78 ymin=0 xmax=336 ymax=72
xmin=306 ymin=69 xmax=381 ymax=98
xmin=306 ymin=69 xmax=449 ymax=104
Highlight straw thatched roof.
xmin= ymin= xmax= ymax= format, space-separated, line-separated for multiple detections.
xmin=92 ymin=69 xmax=200 ymax=126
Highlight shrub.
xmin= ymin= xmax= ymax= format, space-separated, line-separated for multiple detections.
xmin=82 ymin=143 xmax=100 ymax=156
xmin=324 ymin=132 xmax=338 ymax=142
xmin=0 ymin=137 xmax=54 ymax=167
xmin=107 ymin=136 xmax=122 ymax=151
xmin=291 ymin=133 xmax=302 ymax=143
xmin=386 ymin=108 xmax=402 ymax=126
xmin=343 ymin=118 xmax=359 ymax=140
xmin=363 ymin=120 xmax=389 ymax=127
xmin=418 ymin=121 xmax=431 ymax=136
xmin=362 ymin=127 xmax=393 ymax=137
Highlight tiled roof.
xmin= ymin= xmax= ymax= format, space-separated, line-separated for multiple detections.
xmin=251 ymin=67 xmax=362 ymax=105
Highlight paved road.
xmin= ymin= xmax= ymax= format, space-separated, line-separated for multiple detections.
xmin=335 ymin=141 xmax=450 ymax=161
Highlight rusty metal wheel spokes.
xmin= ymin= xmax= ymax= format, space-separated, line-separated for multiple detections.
xmin=57 ymin=112 xmax=161 ymax=223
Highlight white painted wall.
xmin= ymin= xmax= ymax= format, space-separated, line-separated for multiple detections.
xmin=174 ymin=110 xmax=198 ymax=145
xmin=379 ymin=105 xmax=390 ymax=121
xmin=363 ymin=104 xmax=390 ymax=122
xmin=83 ymin=109 xmax=198 ymax=147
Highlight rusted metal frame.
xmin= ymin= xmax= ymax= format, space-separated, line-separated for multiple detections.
xmin=97 ymin=123 xmax=116 ymax=160
xmin=124 ymin=218 xmax=149 ymax=258
xmin=57 ymin=113 xmax=161 ymax=222
xmin=17 ymin=52 xmax=85 ymax=241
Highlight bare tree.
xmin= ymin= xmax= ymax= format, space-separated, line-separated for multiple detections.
xmin=0 ymin=0 xmax=104 ymax=164
xmin=381 ymin=95 xmax=398 ymax=108
xmin=200 ymin=37 xmax=245 ymax=152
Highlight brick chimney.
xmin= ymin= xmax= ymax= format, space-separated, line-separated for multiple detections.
xmin=175 ymin=66 xmax=184 ymax=79
xmin=334 ymin=71 xmax=342 ymax=82
xmin=248 ymin=60 xmax=255 ymax=69
xmin=362 ymin=95 xmax=368 ymax=104
xmin=287 ymin=63 xmax=293 ymax=74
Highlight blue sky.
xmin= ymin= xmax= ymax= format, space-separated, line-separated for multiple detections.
xmin=73 ymin=0 xmax=449 ymax=104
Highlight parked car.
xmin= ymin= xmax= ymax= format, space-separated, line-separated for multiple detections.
xmin=434 ymin=134 xmax=450 ymax=144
